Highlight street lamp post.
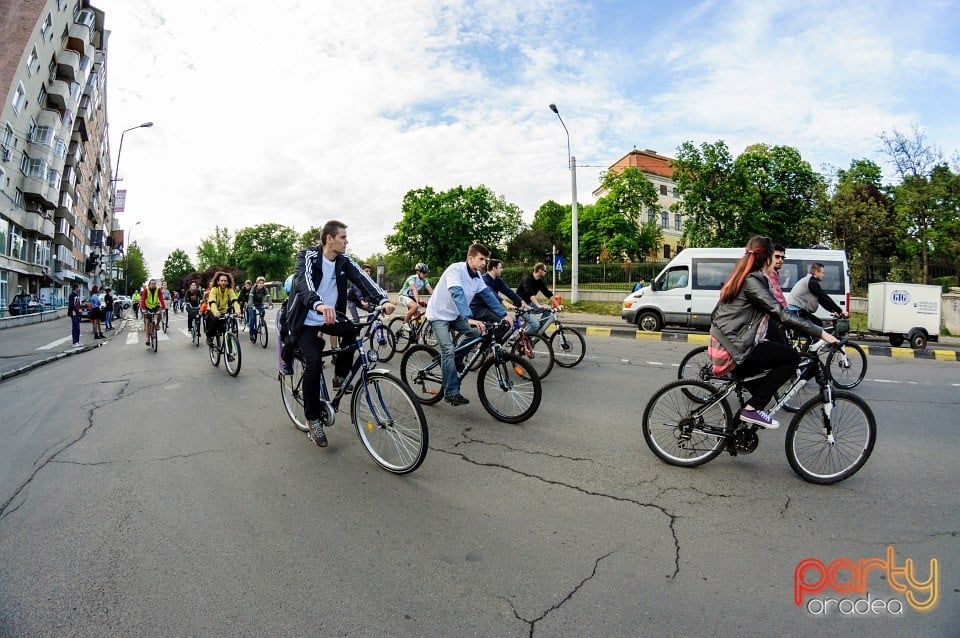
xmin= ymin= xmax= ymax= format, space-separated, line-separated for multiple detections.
xmin=109 ymin=121 xmax=153 ymax=289
xmin=548 ymin=104 xmax=578 ymax=303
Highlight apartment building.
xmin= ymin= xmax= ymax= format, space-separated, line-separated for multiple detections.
xmin=594 ymin=149 xmax=685 ymax=260
xmin=0 ymin=0 xmax=112 ymax=313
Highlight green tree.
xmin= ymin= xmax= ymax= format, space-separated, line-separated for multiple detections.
xmin=233 ymin=223 xmax=299 ymax=281
xmin=531 ymin=200 xmax=570 ymax=250
xmin=506 ymin=228 xmax=553 ymax=263
xmin=162 ymin=249 xmax=194 ymax=290
xmin=585 ymin=166 xmax=662 ymax=260
xmin=196 ymin=226 xmax=234 ymax=271
xmin=300 ymin=226 xmax=323 ymax=249
xmin=671 ymin=141 xmax=827 ymax=248
xmin=385 ymin=185 xmax=524 ymax=269
xmin=123 ymin=243 xmax=148 ymax=294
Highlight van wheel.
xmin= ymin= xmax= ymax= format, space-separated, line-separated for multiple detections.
xmin=636 ymin=311 xmax=662 ymax=332
xmin=888 ymin=335 xmax=904 ymax=347
xmin=907 ymin=329 xmax=927 ymax=350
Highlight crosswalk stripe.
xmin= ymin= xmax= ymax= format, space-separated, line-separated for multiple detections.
xmin=37 ymin=336 xmax=72 ymax=350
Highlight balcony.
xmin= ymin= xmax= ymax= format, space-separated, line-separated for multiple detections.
xmin=65 ymin=142 xmax=82 ymax=167
xmin=55 ymin=231 xmax=74 ymax=250
xmin=22 ymin=176 xmax=58 ymax=210
xmin=22 ymin=210 xmax=56 ymax=239
xmin=66 ymin=22 xmax=91 ymax=56
xmin=55 ymin=205 xmax=77 ymax=228
xmin=56 ymin=49 xmax=81 ymax=83
xmin=46 ymin=79 xmax=71 ymax=109
xmin=37 ymin=108 xmax=62 ymax=129
xmin=72 ymin=116 xmax=89 ymax=143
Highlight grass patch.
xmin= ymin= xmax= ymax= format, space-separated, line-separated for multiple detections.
xmin=565 ymin=300 xmax=622 ymax=316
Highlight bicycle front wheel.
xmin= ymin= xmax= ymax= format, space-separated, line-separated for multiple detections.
xmin=280 ymin=357 xmax=309 ymax=432
xmin=549 ymin=327 xmax=586 ymax=368
xmin=258 ymin=317 xmax=269 ymax=348
xmin=677 ymin=346 xmax=711 ymax=382
xmin=421 ymin=321 xmax=438 ymax=348
xmin=476 ymin=352 xmax=542 ymax=423
xmin=151 ymin=329 xmax=158 ymax=353
xmin=785 ymin=391 xmax=876 ymax=484
xmin=825 ymin=343 xmax=867 ymax=389
xmin=224 ymin=332 xmax=242 ymax=376
xmin=369 ymin=323 xmax=396 ymax=363
xmin=389 ymin=317 xmax=413 ymax=353
xmin=192 ymin=318 xmax=201 ymax=347
xmin=642 ymin=380 xmax=731 ymax=467
xmin=511 ymin=333 xmax=554 ymax=380
xmin=400 ymin=345 xmax=443 ymax=405
xmin=352 ymin=371 xmax=429 ymax=474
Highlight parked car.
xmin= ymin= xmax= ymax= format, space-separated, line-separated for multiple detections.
xmin=117 ymin=295 xmax=132 ymax=309
xmin=7 ymin=293 xmax=41 ymax=315
xmin=79 ymin=298 xmax=92 ymax=321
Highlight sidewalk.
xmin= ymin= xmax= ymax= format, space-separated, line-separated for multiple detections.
xmin=560 ymin=310 xmax=960 ymax=361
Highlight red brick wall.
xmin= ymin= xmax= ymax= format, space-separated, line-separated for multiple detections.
xmin=0 ymin=0 xmax=48 ymax=101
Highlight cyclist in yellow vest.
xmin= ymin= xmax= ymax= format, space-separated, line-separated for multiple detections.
xmin=206 ymin=271 xmax=242 ymax=346
xmin=139 ymin=279 xmax=167 ymax=347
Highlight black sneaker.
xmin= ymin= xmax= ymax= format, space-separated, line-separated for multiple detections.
xmin=445 ymin=394 xmax=470 ymax=406
xmin=308 ymin=420 xmax=328 ymax=447
xmin=333 ymin=376 xmax=354 ymax=394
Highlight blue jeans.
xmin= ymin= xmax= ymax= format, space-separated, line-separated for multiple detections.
xmin=522 ymin=307 xmax=552 ymax=333
xmin=71 ymin=315 xmax=81 ymax=344
xmin=430 ymin=317 xmax=478 ymax=398
xmin=104 ymin=309 xmax=113 ymax=329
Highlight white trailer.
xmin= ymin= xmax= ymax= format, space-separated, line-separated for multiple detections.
xmin=867 ymin=282 xmax=942 ymax=349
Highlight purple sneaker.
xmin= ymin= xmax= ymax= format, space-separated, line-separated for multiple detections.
xmin=740 ymin=407 xmax=779 ymax=429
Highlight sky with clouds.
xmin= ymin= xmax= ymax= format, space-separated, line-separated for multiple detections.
xmin=95 ymin=0 xmax=960 ymax=277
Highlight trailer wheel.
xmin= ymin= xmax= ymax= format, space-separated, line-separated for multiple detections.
xmin=907 ymin=329 xmax=927 ymax=350
xmin=888 ymin=334 xmax=904 ymax=347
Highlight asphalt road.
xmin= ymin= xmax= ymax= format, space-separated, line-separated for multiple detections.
xmin=1 ymin=312 xmax=958 ymax=636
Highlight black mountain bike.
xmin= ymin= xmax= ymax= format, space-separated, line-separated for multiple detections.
xmin=400 ymin=321 xmax=542 ymax=424
xmin=250 ymin=307 xmax=269 ymax=349
xmin=279 ymin=308 xmax=428 ymax=474
xmin=645 ymin=341 xmax=876 ymax=485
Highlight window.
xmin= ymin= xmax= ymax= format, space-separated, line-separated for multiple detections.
xmin=0 ymin=166 xmax=5 ymax=187
xmin=0 ymin=221 xmax=7 ymax=255
xmin=14 ymin=189 xmax=23 ymax=206
xmin=661 ymin=211 xmax=669 ymax=228
xmin=662 ymin=266 xmax=688 ymax=290
xmin=37 ymin=85 xmax=48 ymax=108
xmin=659 ymin=184 xmax=668 ymax=196
xmin=675 ymin=213 xmax=682 ymax=231
xmin=1 ymin=123 xmax=13 ymax=148
xmin=31 ymin=126 xmax=54 ymax=145
xmin=0 ymin=271 xmax=7 ymax=312
xmin=663 ymin=244 xmax=672 ymax=259
xmin=26 ymin=47 xmax=39 ymax=74
xmin=40 ymin=13 xmax=53 ymax=39
xmin=12 ymin=83 xmax=26 ymax=114
xmin=672 ymin=187 xmax=679 ymax=198
xmin=647 ymin=207 xmax=656 ymax=224
xmin=47 ymin=167 xmax=60 ymax=188
xmin=9 ymin=226 xmax=27 ymax=261
xmin=27 ymin=157 xmax=47 ymax=177
xmin=75 ymin=8 xmax=95 ymax=28
xmin=58 ymin=217 xmax=70 ymax=235
xmin=54 ymin=138 xmax=67 ymax=159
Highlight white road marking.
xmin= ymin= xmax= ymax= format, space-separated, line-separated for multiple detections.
xmin=126 ymin=331 xmax=171 ymax=345
xmin=37 ymin=336 xmax=72 ymax=350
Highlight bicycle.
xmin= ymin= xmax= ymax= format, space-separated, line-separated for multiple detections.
xmin=538 ymin=305 xmax=586 ymax=368
xmin=367 ymin=313 xmax=396 ymax=362
xmin=499 ymin=310 xmax=555 ymax=380
xmin=162 ymin=307 xmax=169 ymax=334
xmin=249 ymin=306 xmax=269 ymax=349
xmin=644 ymin=341 xmax=876 ymax=484
xmin=399 ymin=321 xmax=542 ymax=423
xmin=389 ymin=303 xmax=437 ymax=353
xmin=279 ymin=307 xmax=429 ymax=474
xmin=143 ymin=310 xmax=161 ymax=353
xmin=208 ymin=312 xmax=242 ymax=377
xmin=186 ymin=304 xmax=202 ymax=347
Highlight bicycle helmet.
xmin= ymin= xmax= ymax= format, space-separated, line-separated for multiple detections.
xmin=415 ymin=263 xmax=430 ymax=274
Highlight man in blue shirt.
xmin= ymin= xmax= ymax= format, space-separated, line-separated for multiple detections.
xmin=470 ymin=258 xmax=531 ymax=323
xmin=426 ymin=243 xmax=506 ymax=406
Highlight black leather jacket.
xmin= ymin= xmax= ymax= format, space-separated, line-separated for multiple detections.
xmin=710 ymin=271 xmax=823 ymax=364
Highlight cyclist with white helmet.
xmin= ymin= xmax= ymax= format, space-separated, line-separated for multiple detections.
xmin=398 ymin=263 xmax=434 ymax=326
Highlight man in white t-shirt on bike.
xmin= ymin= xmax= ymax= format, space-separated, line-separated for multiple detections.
xmin=398 ymin=263 xmax=434 ymax=326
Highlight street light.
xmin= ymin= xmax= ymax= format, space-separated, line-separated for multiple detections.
xmin=548 ymin=104 xmax=578 ymax=303
xmin=109 ymin=121 xmax=153 ymax=289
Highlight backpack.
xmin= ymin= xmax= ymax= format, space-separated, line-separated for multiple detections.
xmin=708 ymin=335 xmax=736 ymax=377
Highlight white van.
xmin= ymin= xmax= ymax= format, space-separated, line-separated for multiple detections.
xmin=621 ymin=247 xmax=850 ymax=331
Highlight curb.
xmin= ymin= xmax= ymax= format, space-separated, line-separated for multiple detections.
xmin=564 ymin=323 xmax=960 ymax=362
xmin=0 ymin=326 xmax=116 ymax=383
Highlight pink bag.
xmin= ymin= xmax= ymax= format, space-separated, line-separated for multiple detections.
xmin=708 ymin=335 xmax=736 ymax=377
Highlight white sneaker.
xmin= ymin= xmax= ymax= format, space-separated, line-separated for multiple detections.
xmin=73 ymin=343 xmax=83 ymax=348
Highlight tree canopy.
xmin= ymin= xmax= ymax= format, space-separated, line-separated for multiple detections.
xmin=196 ymin=226 xmax=234 ymax=271
xmin=233 ymin=223 xmax=299 ymax=281
xmin=162 ymin=249 xmax=194 ymax=290
xmin=385 ymin=185 xmax=524 ymax=272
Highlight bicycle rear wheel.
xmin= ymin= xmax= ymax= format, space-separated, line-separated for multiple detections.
xmin=677 ymin=346 xmax=711 ymax=382
xmin=511 ymin=333 xmax=554 ymax=380
xmin=280 ymin=357 xmax=309 ymax=432
xmin=368 ymin=323 xmax=396 ymax=362
xmin=400 ymin=345 xmax=444 ymax=405
xmin=224 ymin=332 xmax=242 ymax=376
xmin=642 ymin=380 xmax=731 ymax=467
xmin=825 ymin=343 xmax=867 ymax=389
xmin=192 ymin=317 xmax=201 ymax=347
xmin=151 ymin=328 xmax=158 ymax=353
xmin=549 ymin=327 xmax=585 ymax=368
xmin=209 ymin=335 xmax=221 ymax=367
xmin=352 ymin=371 xmax=429 ymax=474
xmin=785 ymin=391 xmax=876 ymax=484
xmin=476 ymin=352 xmax=542 ymax=423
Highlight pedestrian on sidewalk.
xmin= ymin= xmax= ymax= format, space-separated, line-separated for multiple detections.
xmin=90 ymin=286 xmax=105 ymax=339
xmin=68 ymin=284 xmax=82 ymax=347
xmin=103 ymin=287 xmax=114 ymax=330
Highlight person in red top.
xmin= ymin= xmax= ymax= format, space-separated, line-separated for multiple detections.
xmin=763 ymin=244 xmax=788 ymax=344
xmin=140 ymin=279 xmax=167 ymax=347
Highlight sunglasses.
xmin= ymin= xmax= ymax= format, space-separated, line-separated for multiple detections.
xmin=774 ymin=255 xmax=785 ymax=260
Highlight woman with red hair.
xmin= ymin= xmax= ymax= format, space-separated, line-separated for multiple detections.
xmin=709 ymin=236 xmax=838 ymax=429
